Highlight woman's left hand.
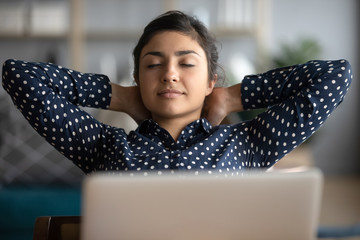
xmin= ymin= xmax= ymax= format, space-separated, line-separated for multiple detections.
xmin=201 ymin=84 xmax=243 ymax=126
xmin=202 ymin=87 xmax=228 ymax=126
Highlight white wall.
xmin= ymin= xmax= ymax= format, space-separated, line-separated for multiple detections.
xmin=269 ymin=0 xmax=359 ymax=174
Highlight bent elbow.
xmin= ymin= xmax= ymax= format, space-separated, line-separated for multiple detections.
xmin=340 ymin=59 xmax=352 ymax=85
xmin=337 ymin=59 xmax=352 ymax=93
xmin=2 ymin=59 xmax=18 ymax=91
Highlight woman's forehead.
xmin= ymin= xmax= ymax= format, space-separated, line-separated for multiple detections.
xmin=140 ymin=31 xmax=205 ymax=57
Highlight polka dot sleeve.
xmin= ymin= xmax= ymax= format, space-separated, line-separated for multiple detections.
xmin=2 ymin=59 xmax=118 ymax=173
xmin=240 ymin=60 xmax=352 ymax=167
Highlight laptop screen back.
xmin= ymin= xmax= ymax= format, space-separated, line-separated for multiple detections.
xmin=81 ymin=169 xmax=323 ymax=240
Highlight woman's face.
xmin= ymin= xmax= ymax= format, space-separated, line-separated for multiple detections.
xmin=136 ymin=31 xmax=216 ymax=123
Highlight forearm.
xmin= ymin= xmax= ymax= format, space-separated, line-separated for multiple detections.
xmin=2 ymin=59 xmax=112 ymax=110
xmin=109 ymin=83 xmax=124 ymax=112
xmin=241 ymin=60 xmax=352 ymax=111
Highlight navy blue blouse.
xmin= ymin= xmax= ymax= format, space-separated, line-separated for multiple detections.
xmin=2 ymin=59 xmax=352 ymax=175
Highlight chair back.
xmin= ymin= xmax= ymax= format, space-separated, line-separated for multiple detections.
xmin=33 ymin=216 xmax=81 ymax=240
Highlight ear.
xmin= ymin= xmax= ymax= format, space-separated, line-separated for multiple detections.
xmin=205 ymin=74 xmax=217 ymax=96
xmin=134 ymin=74 xmax=140 ymax=86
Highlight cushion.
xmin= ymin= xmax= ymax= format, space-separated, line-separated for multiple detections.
xmin=0 ymin=88 xmax=84 ymax=187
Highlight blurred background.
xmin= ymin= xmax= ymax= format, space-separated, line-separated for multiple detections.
xmin=0 ymin=0 xmax=359 ymax=239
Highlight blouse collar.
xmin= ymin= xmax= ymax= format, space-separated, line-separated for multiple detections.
xmin=136 ymin=118 xmax=213 ymax=136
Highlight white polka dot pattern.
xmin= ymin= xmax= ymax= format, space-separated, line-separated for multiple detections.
xmin=2 ymin=59 xmax=352 ymax=175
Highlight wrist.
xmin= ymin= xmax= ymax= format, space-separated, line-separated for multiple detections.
xmin=109 ymin=83 xmax=125 ymax=112
xmin=225 ymin=84 xmax=243 ymax=113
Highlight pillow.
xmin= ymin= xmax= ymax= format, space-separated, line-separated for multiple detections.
xmin=0 ymin=88 xmax=84 ymax=187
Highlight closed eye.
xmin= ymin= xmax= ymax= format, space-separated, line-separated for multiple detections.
xmin=147 ymin=64 xmax=162 ymax=68
xmin=181 ymin=64 xmax=195 ymax=67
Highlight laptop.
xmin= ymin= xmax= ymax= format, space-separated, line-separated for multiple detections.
xmin=80 ymin=168 xmax=323 ymax=240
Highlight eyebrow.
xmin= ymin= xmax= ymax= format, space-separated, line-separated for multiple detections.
xmin=142 ymin=50 xmax=200 ymax=58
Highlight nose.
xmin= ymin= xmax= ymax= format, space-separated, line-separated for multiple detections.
xmin=162 ymin=64 xmax=179 ymax=83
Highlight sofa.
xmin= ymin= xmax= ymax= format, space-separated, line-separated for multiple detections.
xmin=0 ymin=89 xmax=83 ymax=240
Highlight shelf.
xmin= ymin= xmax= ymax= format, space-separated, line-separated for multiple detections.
xmin=0 ymin=33 xmax=69 ymax=40
xmin=0 ymin=27 xmax=256 ymax=41
xmin=212 ymin=27 xmax=256 ymax=37
xmin=0 ymin=0 xmax=69 ymax=41
xmin=86 ymin=30 xmax=142 ymax=41
xmin=84 ymin=27 xmax=256 ymax=41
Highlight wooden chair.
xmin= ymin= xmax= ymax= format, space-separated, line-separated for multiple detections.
xmin=33 ymin=216 xmax=81 ymax=240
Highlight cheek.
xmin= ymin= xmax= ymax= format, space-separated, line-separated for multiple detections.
xmin=138 ymin=78 xmax=155 ymax=102
xmin=137 ymin=70 xmax=151 ymax=88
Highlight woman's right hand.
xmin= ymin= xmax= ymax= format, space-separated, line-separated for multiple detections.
xmin=109 ymin=83 xmax=151 ymax=124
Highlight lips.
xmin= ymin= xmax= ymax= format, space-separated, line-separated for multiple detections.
xmin=157 ymin=89 xmax=184 ymax=98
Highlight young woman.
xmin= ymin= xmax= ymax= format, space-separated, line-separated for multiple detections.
xmin=2 ymin=11 xmax=352 ymax=175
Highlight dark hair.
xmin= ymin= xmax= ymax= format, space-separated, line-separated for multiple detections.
xmin=132 ymin=10 xmax=220 ymax=82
